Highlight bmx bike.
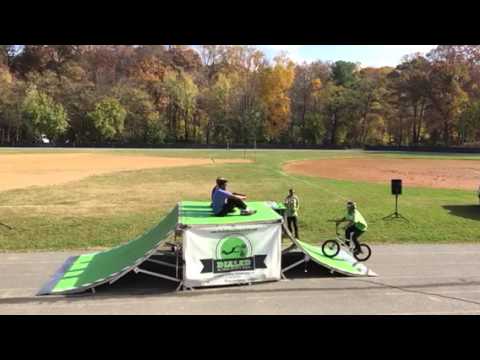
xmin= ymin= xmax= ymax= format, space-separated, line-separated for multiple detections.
xmin=321 ymin=220 xmax=372 ymax=262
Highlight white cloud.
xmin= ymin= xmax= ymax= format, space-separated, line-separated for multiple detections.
xmin=362 ymin=45 xmax=438 ymax=67
xmin=256 ymin=45 xmax=440 ymax=67
xmin=264 ymin=45 xmax=304 ymax=51
xmin=379 ymin=45 xmax=437 ymax=55
xmin=381 ymin=45 xmax=436 ymax=50
xmin=259 ymin=45 xmax=308 ymax=63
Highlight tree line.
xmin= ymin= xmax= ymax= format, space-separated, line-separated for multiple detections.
xmin=1 ymin=45 xmax=480 ymax=147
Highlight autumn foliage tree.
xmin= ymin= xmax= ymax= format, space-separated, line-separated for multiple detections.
xmin=21 ymin=85 xmax=69 ymax=142
xmin=259 ymin=56 xmax=295 ymax=140
xmin=1 ymin=45 xmax=480 ymax=147
xmin=87 ymin=97 xmax=126 ymax=142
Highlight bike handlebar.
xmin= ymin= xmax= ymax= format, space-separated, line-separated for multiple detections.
xmin=327 ymin=220 xmax=340 ymax=224
xmin=327 ymin=220 xmax=344 ymax=236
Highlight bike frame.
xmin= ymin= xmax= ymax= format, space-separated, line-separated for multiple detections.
xmin=329 ymin=221 xmax=359 ymax=254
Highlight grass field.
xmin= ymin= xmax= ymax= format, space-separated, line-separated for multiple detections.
xmin=1 ymin=147 xmax=480 ymax=251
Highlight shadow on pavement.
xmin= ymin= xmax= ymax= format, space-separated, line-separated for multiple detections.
xmin=443 ymin=205 xmax=480 ymax=221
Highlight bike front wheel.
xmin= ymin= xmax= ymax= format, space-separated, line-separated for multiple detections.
xmin=354 ymin=243 xmax=372 ymax=262
xmin=322 ymin=240 xmax=340 ymax=258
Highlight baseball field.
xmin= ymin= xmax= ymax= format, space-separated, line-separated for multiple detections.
xmin=1 ymin=147 xmax=480 ymax=251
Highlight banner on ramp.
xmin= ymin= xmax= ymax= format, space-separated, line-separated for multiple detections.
xmin=183 ymin=223 xmax=282 ymax=288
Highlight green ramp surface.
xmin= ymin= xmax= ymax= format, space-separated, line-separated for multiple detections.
xmin=38 ymin=207 xmax=178 ymax=295
xmin=178 ymin=201 xmax=282 ymax=226
xmin=297 ymin=240 xmax=377 ymax=276
xmin=282 ymin=223 xmax=377 ymax=277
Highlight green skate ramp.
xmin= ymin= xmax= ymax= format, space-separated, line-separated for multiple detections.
xmin=284 ymin=225 xmax=377 ymax=277
xmin=178 ymin=201 xmax=282 ymax=225
xmin=296 ymin=240 xmax=377 ymax=276
xmin=38 ymin=207 xmax=178 ymax=295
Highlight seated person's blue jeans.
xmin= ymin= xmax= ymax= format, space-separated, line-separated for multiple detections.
xmin=215 ymin=197 xmax=247 ymax=216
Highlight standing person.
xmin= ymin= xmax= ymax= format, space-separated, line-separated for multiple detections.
xmin=212 ymin=178 xmax=256 ymax=216
xmin=335 ymin=201 xmax=368 ymax=255
xmin=284 ymin=188 xmax=300 ymax=239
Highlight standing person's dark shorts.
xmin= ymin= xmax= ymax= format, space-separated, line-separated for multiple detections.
xmin=284 ymin=188 xmax=300 ymax=239
xmin=287 ymin=216 xmax=299 ymax=239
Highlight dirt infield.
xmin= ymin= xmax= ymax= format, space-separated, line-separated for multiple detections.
xmin=284 ymin=158 xmax=480 ymax=190
xmin=0 ymin=153 xmax=250 ymax=192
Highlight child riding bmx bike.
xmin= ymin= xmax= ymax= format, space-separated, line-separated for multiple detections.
xmin=322 ymin=200 xmax=372 ymax=262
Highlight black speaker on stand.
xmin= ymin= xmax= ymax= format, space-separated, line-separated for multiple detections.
xmin=383 ymin=179 xmax=409 ymax=222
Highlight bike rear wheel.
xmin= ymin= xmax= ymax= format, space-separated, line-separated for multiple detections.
xmin=322 ymin=240 xmax=340 ymax=258
xmin=353 ymin=243 xmax=371 ymax=262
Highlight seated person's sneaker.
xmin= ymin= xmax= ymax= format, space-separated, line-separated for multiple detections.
xmin=354 ymin=247 xmax=363 ymax=255
xmin=240 ymin=209 xmax=257 ymax=216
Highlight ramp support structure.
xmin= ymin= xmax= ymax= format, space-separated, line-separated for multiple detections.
xmin=281 ymin=254 xmax=310 ymax=279
xmin=146 ymin=258 xmax=183 ymax=269
xmin=176 ymin=282 xmax=194 ymax=292
xmin=281 ymin=223 xmax=309 ymax=279
xmin=134 ymin=267 xmax=181 ymax=283
xmin=282 ymin=243 xmax=297 ymax=254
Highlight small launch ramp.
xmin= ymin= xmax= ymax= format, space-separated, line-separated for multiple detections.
xmin=282 ymin=225 xmax=377 ymax=277
xmin=38 ymin=207 xmax=178 ymax=295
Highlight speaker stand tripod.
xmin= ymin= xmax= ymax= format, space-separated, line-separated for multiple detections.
xmin=383 ymin=194 xmax=409 ymax=222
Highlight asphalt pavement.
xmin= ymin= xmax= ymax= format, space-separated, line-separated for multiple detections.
xmin=1 ymin=245 xmax=480 ymax=314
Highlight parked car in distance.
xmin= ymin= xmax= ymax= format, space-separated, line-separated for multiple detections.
xmin=40 ymin=134 xmax=50 ymax=144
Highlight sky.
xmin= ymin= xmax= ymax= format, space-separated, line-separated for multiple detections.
xmin=255 ymin=45 xmax=437 ymax=68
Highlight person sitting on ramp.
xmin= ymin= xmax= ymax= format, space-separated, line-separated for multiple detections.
xmin=334 ymin=201 xmax=368 ymax=255
xmin=210 ymin=177 xmax=222 ymax=206
xmin=212 ymin=178 xmax=256 ymax=216
xmin=211 ymin=177 xmax=246 ymax=206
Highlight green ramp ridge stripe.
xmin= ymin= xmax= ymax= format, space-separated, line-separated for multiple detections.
xmin=37 ymin=207 xmax=178 ymax=295
xmin=37 ymin=256 xmax=79 ymax=295
xmin=295 ymin=239 xmax=377 ymax=277
xmin=178 ymin=201 xmax=282 ymax=226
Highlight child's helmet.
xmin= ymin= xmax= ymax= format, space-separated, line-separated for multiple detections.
xmin=346 ymin=200 xmax=357 ymax=209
